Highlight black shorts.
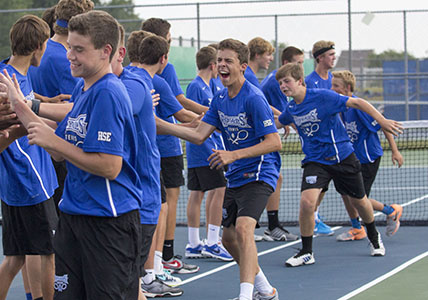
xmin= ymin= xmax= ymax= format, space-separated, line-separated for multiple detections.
xmin=52 ymin=159 xmax=67 ymax=214
xmin=222 ymin=181 xmax=274 ymax=228
xmin=160 ymin=173 xmax=167 ymax=204
xmin=361 ymin=157 xmax=381 ymax=197
xmin=301 ymin=153 xmax=366 ymax=199
xmin=53 ymin=210 xmax=141 ymax=300
xmin=187 ymin=166 xmax=227 ymax=192
xmin=139 ymin=224 xmax=156 ymax=276
xmin=160 ymin=155 xmax=184 ymax=188
xmin=1 ymin=198 xmax=57 ymax=256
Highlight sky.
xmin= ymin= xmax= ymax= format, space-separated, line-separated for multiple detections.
xmin=133 ymin=0 xmax=428 ymax=58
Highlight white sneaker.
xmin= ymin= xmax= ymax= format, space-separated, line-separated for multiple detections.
xmin=369 ymin=232 xmax=386 ymax=256
xmin=155 ymin=269 xmax=182 ymax=286
xmin=285 ymin=251 xmax=315 ymax=267
xmin=254 ymin=234 xmax=264 ymax=242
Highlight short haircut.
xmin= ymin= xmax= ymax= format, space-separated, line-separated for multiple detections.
xmin=207 ymin=43 xmax=219 ymax=50
xmin=141 ymin=18 xmax=171 ymax=39
xmin=42 ymin=5 xmax=57 ymax=37
xmin=118 ymin=24 xmax=125 ymax=47
xmin=196 ymin=46 xmax=217 ymax=70
xmin=54 ymin=0 xmax=94 ymax=35
xmin=138 ymin=35 xmax=169 ymax=65
xmin=10 ymin=15 xmax=50 ymax=56
xmin=127 ymin=30 xmax=155 ymax=63
xmin=332 ymin=70 xmax=356 ymax=92
xmin=68 ymin=10 xmax=119 ymax=62
xmin=218 ymin=38 xmax=249 ymax=65
xmin=247 ymin=37 xmax=275 ymax=61
xmin=312 ymin=40 xmax=335 ymax=62
xmin=275 ymin=63 xmax=304 ymax=83
xmin=281 ymin=46 xmax=304 ymax=64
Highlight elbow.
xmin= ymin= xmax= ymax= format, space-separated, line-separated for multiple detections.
xmin=104 ymin=162 xmax=122 ymax=180
xmin=194 ymin=136 xmax=205 ymax=145
xmin=105 ymin=170 xmax=120 ymax=181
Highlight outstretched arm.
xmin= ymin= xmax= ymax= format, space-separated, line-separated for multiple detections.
xmin=382 ymin=129 xmax=403 ymax=167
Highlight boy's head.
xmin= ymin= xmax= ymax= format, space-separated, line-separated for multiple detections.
xmin=217 ymin=39 xmax=249 ymax=87
xmin=196 ymin=46 xmax=217 ymax=72
xmin=138 ymin=35 xmax=169 ymax=73
xmin=111 ymin=24 xmax=126 ymax=76
xmin=42 ymin=5 xmax=57 ymax=37
xmin=141 ymin=18 xmax=171 ymax=43
xmin=275 ymin=63 xmax=305 ymax=97
xmin=247 ymin=37 xmax=274 ymax=70
xmin=312 ymin=40 xmax=336 ymax=67
xmin=68 ymin=10 xmax=119 ymax=62
xmin=10 ymin=15 xmax=50 ymax=66
xmin=281 ymin=46 xmax=304 ymax=65
xmin=219 ymin=38 xmax=249 ymax=65
xmin=331 ymin=70 xmax=355 ymax=96
xmin=126 ymin=30 xmax=155 ymax=63
xmin=54 ymin=0 xmax=94 ymax=36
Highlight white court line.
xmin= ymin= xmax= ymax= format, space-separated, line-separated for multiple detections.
xmin=337 ymin=251 xmax=428 ymax=300
xmin=179 ymin=194 xmax=428 ymax=286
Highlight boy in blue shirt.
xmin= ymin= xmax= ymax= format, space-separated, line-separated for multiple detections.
xmin=184 ymin=46 xmax=232 ymax=262
xmin=164 ymin=38 xmax=281 ymax=300
xmin=1 ymin=11 xmax=143 ymax=299
xmin=275 ymin=63 xmax=403 ymax=267
xmin=0 ymin=15 xmax=57 ymax=300
xmin=331 ymin=70 xmax=404 ymax=241
xmin=244 ymin=37 xmax=274 ymax=90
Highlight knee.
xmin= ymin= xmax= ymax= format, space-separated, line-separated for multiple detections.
xmin=2 ymin=256 xmax=25 ymax=274
xmin=300 ymin=197 xmax=316 ymax=215
xmin=235 ymin=223 xmax=253 ymax=244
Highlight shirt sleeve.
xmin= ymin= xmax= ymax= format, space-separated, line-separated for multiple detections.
xmin=160 ymin=63 xmax=184 ymax=97
xmin=154 ymin=77 xmax=184 ymax=119
xmin=278 ymin=107 xmax=293 ymax=126
xmin=322 ymin=90 xmax=349 ymax=115
xmin=245 ymin=94 xmax=278 ymax=138
xmin=355 ymin=109 xmax=381 ymax=133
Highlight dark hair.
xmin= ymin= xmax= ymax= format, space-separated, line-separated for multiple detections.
xmin=141 ymin=18 xmax=171 ymax=39
xmin=10 ymin=15 xmax=50 ymax=56
xmin=42 ymin=5 xmax=57 ymax=37
xmin=196 ymin=46 xmax=217 ymax=70
xmin=126 ymin=30 xmax=154 ymax=63
xmin=54 ymin=0 xmax=94 ymax=35
xmin=281 ymin=46 xmax=304 ymax=64
xmin=138 ymin=35 xmax=169 ymax=65
xmin=68 ymin=10 xmax=119 ymax=62
xmin=218 ymin=38 xmax=249 ymax=65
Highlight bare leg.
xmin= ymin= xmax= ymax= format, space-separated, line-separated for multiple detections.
xmin=25 ymin=255 xmax=43 ymax=299
xmin=40 ymin=254 xmax=55 ymax=300
xmin=300 ymin=189 xmax=322 ymax=236
xmin=165 ymin=187 xmax=180 ymax=241
xmin=0 ymin=255 xmax=25 ymax=300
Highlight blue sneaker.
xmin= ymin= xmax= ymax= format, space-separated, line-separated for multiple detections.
xmin=185 ymin=242 xmax=204 ymax=258
xmin=201 ymin=242 xmax=233 ymax=261
xmin=314 ymin=219 xmax=334 ymax=236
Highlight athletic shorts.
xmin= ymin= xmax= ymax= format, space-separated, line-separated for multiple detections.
xmin=160 ymin=173 xmax=167 ymax=204
xmin=187 ymin=166 xmax=227 ymax=192
xmin=361 ymin=157 xmax=381 ymax=197
xmin=52 ymin=159 xmax=67 ymax=214
xmin=53 ymin=210 xmax=141 ymax=300
xmin=1 ymin=198 xmax=57 ymax=256
xmin=139 ymin=224 xmax=157 ymax=277
xmin=301 ymin=153 xmax=365 ymax=199
xmin=222 ymin=181 xmax=274 ymax=228
xmin=160 ymin=155 xmax=184 ymax=188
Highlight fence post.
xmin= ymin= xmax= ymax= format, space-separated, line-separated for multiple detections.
xmin=403 ymin=10 xmax=409 ymax=121
xmin=196 ymin=2 xmax=201 ymax=50
xmin=275 ymin=14 xmax=279 ymax=70
xmin=348 ymin=0 xmax=352 ymax=71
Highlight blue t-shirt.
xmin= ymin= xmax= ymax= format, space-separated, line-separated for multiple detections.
xmin=55 ymin=73 xmax=142 ymax=217
xmin=0 ymin=63 xmax=58 ymax=206
xmin=305 ymin=71 xmax=332 ymax=89
xmin=210 ymin=76 xmax=224 ymax=96
xmin=186 ymin=76 xmax=224 ymax=168
xmin=119 ymin=68 xmax=161 ymax=224
xmin=278 ymin=89 xmax=354 ymax=165
xmin=129 ymin=66 xmax=183 ymax=158
xmin=203 ymin=80 xmax=280 ymax=189
xmin=244 ymin=66 xmax=262 ymax=89
xmin=260 ymin=69 xmax=288 ymax=112
xmin=28 ymin=39 xmax=79 ymax=97
xmin=159 ymin=63 xmax=184 ymax=97
xmin=343 ymin=104 xmax=383 ymax=164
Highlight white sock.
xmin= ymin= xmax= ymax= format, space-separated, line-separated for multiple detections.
xmin=314 ymin=210 xmax=320 ymax=222
xmin=254 ymin=269 xmax=274 ymax=295
xmin=239 ymin=282 xmax=253 ymax=300
xmin=142 ymin=269 xmax=155 ymax=284
xmin=207 ymin=224 xmax=220 ymax=246
xmin=154 ymin=251 xmax=163 ymax=275
xmin=188 ymin=227 xmax=200 ymax=247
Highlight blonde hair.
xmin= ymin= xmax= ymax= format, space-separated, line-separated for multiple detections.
xmin=247 ymin=37 xmax=275 ymax=61
xmin=332 ymin=70 xmax=356 ymax=92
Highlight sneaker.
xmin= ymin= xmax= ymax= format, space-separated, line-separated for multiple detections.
xmin=163 ymin=255 xmax=199 ymax=274
xmin=336 ymin=227 xmax=367 ymax=241
xmin=185 ymin=242 xmax=204 ymax=258
xmin=285 ymin=250 xmax=315 ymax=267
xmin=254 ymin=234 xmax=264 ymax=242
xmin=263 ymin=226 xmax=299 ymax=241
xmin=314 ymin=219 xmax=334 ymax=236
xmin=368 ymin=231 xmax=385 ymax=256
xmin=201 ymin=242 xmax=233 ymax=261
xmin=155 ymin=269 xmax=182 ymax=287
xmin=253 ymin=288 xmax=279 ymax=300
xmin=141 ymin=279 xmax=183 ymax=298
xmin=386 ymin=204 xmax=403 ymax=237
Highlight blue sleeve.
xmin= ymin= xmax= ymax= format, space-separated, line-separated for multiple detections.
xmin=160 ymin=63 xmax=184 ymax=96
xmin=123 ymin=78 xmax=147 ymax=116
xmin=154 ymin=76 xmax=183 ymax=119
xmin=321 ymin=90 xmax=349 ymax=115
xmin=82 ymin=88 xmax=127 ymax=156
xmin=186 ymin=83 xmax=202 ymax=105
xmin=355 ymin=109 xmax=381 ymax=133
xmin=202 ymin=96 xmax=220 ymax=129
xmin=245 ymin=94 xmax=278 ymax=138
xmin=278 ymin=107 xmax=293 ymax=126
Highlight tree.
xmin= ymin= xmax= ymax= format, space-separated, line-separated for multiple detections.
xmin=368 ymin=49 xmax=417 ymax=68
xmin=96 ymin=0 xmax=141 ymax=34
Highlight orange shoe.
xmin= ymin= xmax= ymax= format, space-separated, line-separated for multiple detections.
xmin=336 ymin=227 xmax=367 ymax=241
xmin=386 ymin=204 xmax=403 ymax=236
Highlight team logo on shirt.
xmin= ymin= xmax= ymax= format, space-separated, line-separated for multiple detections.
xmin=226 ymin=129 xmax=249 ymax=145
xmin=218 ymin=111 xmax=252 ymax=129
xmin=66 ymin=114 xmax=87 ymax=138
xmin=293 ymin=109 xmax=321 ymax=137
xmin=345 ymin=121 xmax=359 ymax=142
xmin=54 ymin=274 xmax=69 ymax=292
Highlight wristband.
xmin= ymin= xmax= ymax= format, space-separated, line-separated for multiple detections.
xmin=31 ymin=99 xmax=41 ymax=115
